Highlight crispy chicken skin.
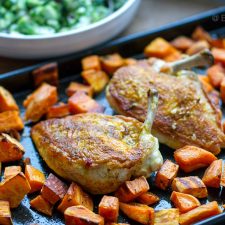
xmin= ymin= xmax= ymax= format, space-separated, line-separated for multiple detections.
xmin=106 ymin=61 xmax=225 ymax=155
xmin=31 ymin=112 xmax=162 ymax=194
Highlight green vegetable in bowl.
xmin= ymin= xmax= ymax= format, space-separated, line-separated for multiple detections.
xmin=0 ymin=0 xmax=127 ymax=35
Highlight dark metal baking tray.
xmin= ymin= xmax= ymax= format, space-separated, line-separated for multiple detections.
xmin=1 ymin=6 xmax=225 ymax=225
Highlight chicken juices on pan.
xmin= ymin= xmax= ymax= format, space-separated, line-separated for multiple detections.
xmin=107 ymin=50 xmax=225 ymax=155
xmin=31 ymin=90 xmax=162 ymax=194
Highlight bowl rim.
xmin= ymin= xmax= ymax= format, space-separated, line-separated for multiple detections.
xmin=0 ymin=0 xmax=137 ymax=40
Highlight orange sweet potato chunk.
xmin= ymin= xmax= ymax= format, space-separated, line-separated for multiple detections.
xmin=46 ymin=102 xmax=70 ymax=119
xmin=30 ymin=195 xmax=53 ymax=216
xmin=124 ymin=58 xmax=137 ymax=66
xmin=172 ymin=176 xmax=208 ymax=198
xmin=0 ymin=86 xmax=19 ymax=112
xmin=155 ymin=159 xmax=179 ymax=190
xmin=171 ymin=36 xmax=194 ymax=51
xmin=4 ymin=166 xmax=22 ymax=180
xmin=66 ymin=82 xmax=93 ymax=97
xmin=119 ymin=202 xmax=154 ymax=225
xmin=212 ymin=48 xmax=225 ymax=65
xmin=58 ymin=182 xmax=93 ymax=213
xmin=220 ymin=77 xmax=225 ymax=103
xmin=0 ymin=201 xmax=13 ymax=225
xmin=154 ymin=208 xmax=179 ymax=225
xmin=198 ymin=75 xmax=214 ymax=92
xmin=100 ymin=54 xmax=124 ymax=74
xmin=32 ymin=62 xmax=58 ymax=87
xmin=115 ymin=176 xmax=149 ymax=203
xmin=25 ymin=165 xmax=46 ymax=193
xmin=68 ymin=91 xmax=105 ymax=114
xmin=137 ymin=192 xmax=159 ymax=206
xmin=0 ymin=111 xmax=24 ymax=133
xmin=192 ymin=26 xmax=212 ymax=42
xmin=170 ymin=191 xmax=200 ymax=213
xmin=41 ymin=173 xmax=68 ymax=205
xmin=202 ymin=159 xmax=222 ymax=188
xmin=144 ymin=37 xmax=177 ymax=58
xmin=174 ymin=146 xmax=217 ymax=173
xmin=207 ymin=63 xmax=225 ymax=88
xmin=81 ymin=69 xmax=109 ymax=93
xmin=0 ymin=172 xmax=31 ymax=208
xmin=64 ymin=205 xmax=104 ymax=225
xmin=0 ymin=133 xmax=25 ymax=163
xmin=98 ymin=195 xmax=119 ymax=223
xmin=82 ymin=55 xmax=101 ymax=71
xmin=179 ymin=201 xmax=221 ymax=225
xmin=24 ymin=83 xmax=58 ymax=122
xmin=163 ymin=51 xmax=182 ymax=62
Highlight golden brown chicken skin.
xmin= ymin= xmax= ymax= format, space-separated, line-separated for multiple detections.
xmin=31 ymin=112 xmax=162 ymax=194
xmin=106 ymin=61 xmax=225 ymax=155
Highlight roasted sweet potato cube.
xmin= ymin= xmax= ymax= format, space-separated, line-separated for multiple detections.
xmin=0 ymin=201 xmax=12 ymax=225
xmin=25 ymin=165 xmax=46 ymax=193
xmin=82 ymin=55 xmax=101 ymax=71
xmin=210 ymin=38 xmax=225 ymax=48
xmin=170 ymin=191 xmax=200 ymax=213
xmin=68 ymin=91 xmax=105 ymax=114
xmin=0 ymin=86 xmax=19 ymax=112
xmin=41 ymin=173 xmax=68 ymax=205
xmin=115 ymin=176 xmax=149 ymax=203
xmin=32 ymin=62 xmax=58 ymax=87
xmin=212 ymin=48 xmax=225 ymax=65
xmin=144 ymin=37 xmax=177 ymax=58
xmin=164 ymin=51 xmax=182 ymax=62
xmin=4 ymin=166 xmax=22 ymax=180
xmin=81 ymin=69 xmax=109 ymax=93
xmin=30 ymin=195 xmax=53 ymax=216
xmin=0 ymin=111 xmax=24 ymax=132
xmin=0 ymin=172 xmax=31 ymax=208
xmin=124 ymin=58 xmax=137 ymax=66
xmin=98 ymin=195 xmax=119 ymax=222
xmin=0 ymin=133 xmax=25 ymax=163
xmin=154 ymin=208 xmax=179 ymax=225
xmin=119 ymin=202 xmax=154 ymax=225
xmin=137 ymin=192 xmax=159 ymax=205
xmin=171 ymin=36 xmax=194 ymax=51
xmin=155 ymin=160 xmax=179 ymax=190
xmin=202 ymin=159 xmax=222 ymax=188
xmin=66 ymin=82 xmax=93 ymax=97
xmin=207 ymin=64 xmax=225 ymax=88
xmin=198 ymin=75 xmax=214 ymax=92
xmin=46 ymin=102 xmax=70 ymax=119
xmin=220 ymin=77 xmax=225 ymax=103
xmin=172 ymin=176 xmax=208 ymax=198
xmin=64 ymin=205 xmax=104 ymax=225
xmin=179 ymin=201 xmax=221 ymax=225
xmin=58 ymin=182 xmax=93 ymax=213
xmin=100 ymin=53 xmax=124 ymax=74
xmin=24 ymin=83 xmax=58 ymax=122
xmin=186 ymin=40 xmax=209 ymax=55
xmin=192 ymin=26 xmax=212 ymax=42
xmin=174 ymin=146 xmax=217 ymax=173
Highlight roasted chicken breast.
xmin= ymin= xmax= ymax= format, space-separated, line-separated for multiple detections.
xmin=31 ymin=90 xmax=163 ymax=194
xmin=107 ymin=51 xmax=225 ymax=155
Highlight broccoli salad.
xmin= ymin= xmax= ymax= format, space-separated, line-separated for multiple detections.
xmin=0 ymin=0 xmax=127 ymax=35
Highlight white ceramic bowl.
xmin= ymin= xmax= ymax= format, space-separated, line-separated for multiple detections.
xmin=0 ymin=0 xmax=140 ymax=59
